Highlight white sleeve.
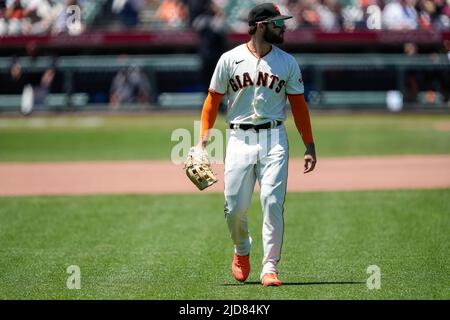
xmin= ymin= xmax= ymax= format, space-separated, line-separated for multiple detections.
xmin=209 ymin=53 xmax=229 ymax=94
xmin=285 ymin=56 xmax=304 ymax=95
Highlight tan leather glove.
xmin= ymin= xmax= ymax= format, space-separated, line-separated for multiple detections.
xmin=183 ymin=147 xmax=218 ymax=191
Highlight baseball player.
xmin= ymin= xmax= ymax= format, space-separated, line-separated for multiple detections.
xmin=196 ymin=2 xmax=316 ymax=286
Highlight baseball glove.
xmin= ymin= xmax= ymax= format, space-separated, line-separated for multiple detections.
xmin=183 ymin=146 xmax=218 ymax=191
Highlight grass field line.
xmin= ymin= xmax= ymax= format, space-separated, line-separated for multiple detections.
xmin=0 ymin=155 xmax=449 ymax=196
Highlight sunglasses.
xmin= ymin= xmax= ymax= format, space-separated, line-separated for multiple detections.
xmin=259 ymin=19 xmax=286 ymax=28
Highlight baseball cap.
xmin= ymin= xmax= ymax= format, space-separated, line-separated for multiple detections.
xmin=248 ymin=3 xmax=292 ymax=26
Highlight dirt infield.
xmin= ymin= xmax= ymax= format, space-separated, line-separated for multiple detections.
xmin=1 ymin=155 xmax=449 ymax=196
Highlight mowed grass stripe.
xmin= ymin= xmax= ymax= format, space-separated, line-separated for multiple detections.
xmin=0 ymin=189 xmax=449 ymax=299
xmin=0 ymin=114 xmax=449 ymax=161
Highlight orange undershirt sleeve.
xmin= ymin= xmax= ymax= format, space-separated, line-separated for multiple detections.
xmin=287 ymin=94 xmax=314 ymax=145
xmin=200 ymin=90 xmax=224 ymax=141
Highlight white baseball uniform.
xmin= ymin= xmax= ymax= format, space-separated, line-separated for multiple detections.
xmin=209 ymin=43 xmax=304 ymax=278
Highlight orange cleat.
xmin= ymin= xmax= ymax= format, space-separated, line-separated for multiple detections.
xmin=232 ymin=254 xmax=250 ymax=282
xmin=261 ymin=273 xmax=282 ymax=287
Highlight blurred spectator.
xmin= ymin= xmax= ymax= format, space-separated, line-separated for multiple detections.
xmin=445 ymin=39 xmax=450 ymax=60
xmin=441 ymin=39 xmax=450 ymax=102
xmin=382 ymin=0 xmax=418 ymax=30
xmin=0 ymin=0 xmax=108 ymax=36
xmin=9 ymin=58 xmax=27 ymax=93
xmin=404 ymin=41 xmax=418 ymax=55
xmin=7 ymin=56 xmax=57 ymax=114
xmin=419 ymin=0 xmax=450 ymax=30
xmin=0 ymin=0 xmax=7 ymax=35
xmin=109 ymin=65 xmax=152 ymax=109
xmin=156 ymin=0 xmax=188 ymax=29
xmin=341 ymin=0 xmax=363 ymax=31
xmin=1 ymin=0 xmax=79 ymax=35
xmin=418 ymin=0 xmax=437 ymax=29
xmin=4 ymin=0 xmax=63 ymax=35
xmin=192 ymin=0 xmax=228 ymax=92
xmin=292 ymin=0 xmax=321 ymax=29
xmin=112 ymin=0 xmax=145 ymax=28
xmin=0 ymin=0 xmax=449 ymax=35
xmin=5 ymin=0 xmax=25 ymax=34
xmin=316 ymin=0 xmax=343 ymax=31
xmin=183 ymin=0 xmax=210 ymax=25
xmin=33 ymin=65 xmax=55 ymax=106
xmin=22 ymin=0 xmax=61 ymax=34
xmin=403 ymin=42 xmax=420 ymax=102
xmin=287 ymin=0 xmax=341 ymax=30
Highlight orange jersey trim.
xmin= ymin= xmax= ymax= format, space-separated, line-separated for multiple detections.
xmin=200 ymin=91 xmax=223 ymax=140
xmin=287 ymin=94 xmax=314 ymax=145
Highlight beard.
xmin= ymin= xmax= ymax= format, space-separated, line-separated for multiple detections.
xmin=263 ymin=27 xmax=284 ymax=44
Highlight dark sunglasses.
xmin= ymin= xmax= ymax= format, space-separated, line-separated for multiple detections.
xmin=259 ymin=19 xmax=286 ymax=28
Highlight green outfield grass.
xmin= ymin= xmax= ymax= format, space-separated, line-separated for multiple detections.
xmin=0 ymin=113 xmax=449 ymax=161
xmin=0 ymin=189 xmax=448 ymax=299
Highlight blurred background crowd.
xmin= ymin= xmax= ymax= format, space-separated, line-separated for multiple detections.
xmin=0 ymin=0 xmax=450 ymax=36
xmin=0 ymin=0 xmax=90 ymax=35
xmin=0 ymin=0 xmax=449 ymax=113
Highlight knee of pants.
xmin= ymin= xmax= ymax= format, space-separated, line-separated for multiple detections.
xmin=260 ymin=187 xmax=284 ymax=213
xmin=224 ymin=199 xmax=250 ymax=220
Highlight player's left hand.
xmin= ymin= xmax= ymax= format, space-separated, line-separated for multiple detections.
xmin=304 ymin=143 xmax=316 ymax=174
xmin=184 ymin=146 xmax=218 ymax=190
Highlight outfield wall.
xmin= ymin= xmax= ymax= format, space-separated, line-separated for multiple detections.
xmin=0 ymin=53 xmax=449 ymax=113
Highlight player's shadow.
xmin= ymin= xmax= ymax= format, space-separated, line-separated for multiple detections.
xmin=221 ymin=281 xmax=365 ymax=286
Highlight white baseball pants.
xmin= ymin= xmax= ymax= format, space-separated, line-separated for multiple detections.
xmin=224 ymin=125 xmax=288 ymax=279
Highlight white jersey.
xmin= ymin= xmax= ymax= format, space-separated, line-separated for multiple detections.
xmin=209 ymin=43 xmax=304 ymax=125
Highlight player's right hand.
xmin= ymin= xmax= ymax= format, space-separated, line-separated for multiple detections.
xmin=304 ymin=143 xmax=316 ymax=174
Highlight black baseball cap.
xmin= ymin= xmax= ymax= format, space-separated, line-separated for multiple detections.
xmin=248 ymin=3 xmax=292 ymax=26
